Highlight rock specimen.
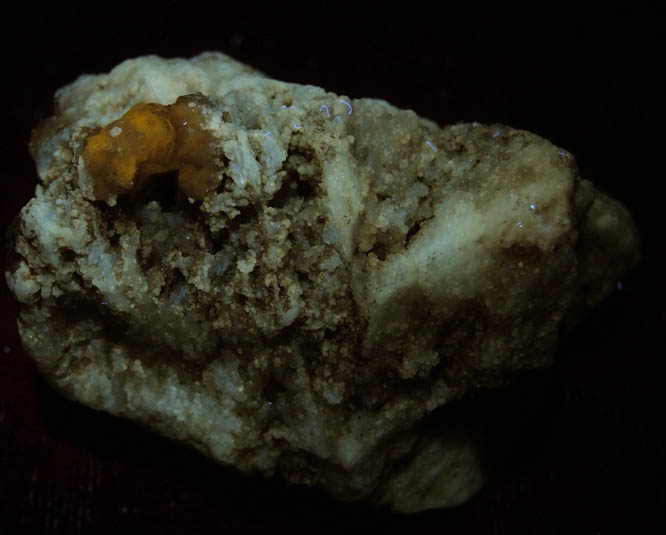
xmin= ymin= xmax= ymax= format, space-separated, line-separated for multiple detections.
xmin=5 ymin=52 xmax=639 ymax=512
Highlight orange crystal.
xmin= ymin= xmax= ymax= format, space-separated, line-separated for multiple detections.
xmin=83 ymin=95 xmax=217 ymax=201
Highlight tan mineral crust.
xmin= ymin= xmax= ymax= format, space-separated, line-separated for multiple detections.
xmin=5 ymin=52 xmax=639 ymax=512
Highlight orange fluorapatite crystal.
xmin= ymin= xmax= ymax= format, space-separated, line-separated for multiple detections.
xmin=83 ymin=95 xmax=217 ymax=201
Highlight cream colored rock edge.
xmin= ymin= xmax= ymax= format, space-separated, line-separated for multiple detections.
xmin=5 ymin=52 xmax=639 ymax=513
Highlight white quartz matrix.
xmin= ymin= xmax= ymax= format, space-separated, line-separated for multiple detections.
xmin=5 ymin=52 xmax=639 ymax=512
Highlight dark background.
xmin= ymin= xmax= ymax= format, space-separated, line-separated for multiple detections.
xmin=1 ymin=4 xmax=662 ymax=534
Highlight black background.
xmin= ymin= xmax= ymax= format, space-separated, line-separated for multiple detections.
xmin=1 ymin=4 xmax=663 ymax=534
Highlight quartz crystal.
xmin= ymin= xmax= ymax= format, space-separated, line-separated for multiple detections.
xmin=5 ymin=52 xmax=639 ymax=512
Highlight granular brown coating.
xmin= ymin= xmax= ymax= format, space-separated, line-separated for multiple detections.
xmin=5 ymin=53 xmax=640 ymax=512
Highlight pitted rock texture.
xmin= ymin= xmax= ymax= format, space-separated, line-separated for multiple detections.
xmin=5 ymin=52 xmax=639 ymax=512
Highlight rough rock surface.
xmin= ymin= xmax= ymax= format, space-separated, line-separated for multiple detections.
xmin=5 ymin=52 xmax=639 ymax=512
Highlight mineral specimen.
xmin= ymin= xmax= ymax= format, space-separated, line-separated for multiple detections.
xmin=5 ymin=52 xmax=639 ymax=512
